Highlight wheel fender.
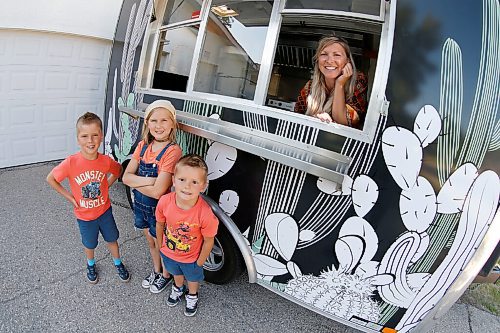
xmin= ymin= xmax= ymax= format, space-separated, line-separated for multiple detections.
xmin=201 ymin=193 xmax=257 ymax=283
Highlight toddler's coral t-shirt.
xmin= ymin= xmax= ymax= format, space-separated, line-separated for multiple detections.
xmin=51 ymin=153 xmax=121 ymax=221
xmin=156 ymin=192 xmax=219 ymax=263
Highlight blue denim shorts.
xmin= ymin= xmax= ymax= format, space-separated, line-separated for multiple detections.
xmin=160 ymin=252 xmax=204 ymax=282
xmin=76 ymin=207 xmax=119 ymax=249
xmin=133 ymin=204 xmax=157 ymax=237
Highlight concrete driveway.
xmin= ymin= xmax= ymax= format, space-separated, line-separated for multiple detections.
xmin=1 ymin=162 xmax=499 ymax=333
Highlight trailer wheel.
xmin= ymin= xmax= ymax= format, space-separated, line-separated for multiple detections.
xmin=204 ymin=225 xmax=244 ymax=285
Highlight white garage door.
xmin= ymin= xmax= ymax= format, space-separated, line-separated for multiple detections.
xmin=0 ymin=30 xmax=111 ymax=168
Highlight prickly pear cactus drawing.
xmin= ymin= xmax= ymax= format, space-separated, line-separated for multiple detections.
xmin=249 ymin=0 xmax=499 ymax=330
xmin=103 ymin=0 xmax=499 ymax=331
xmin=253 ymin=176 xmax=390 ymax=322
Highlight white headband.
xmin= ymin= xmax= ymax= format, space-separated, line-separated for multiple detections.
xmin=144 ymin=100 xmax=176 ymax=119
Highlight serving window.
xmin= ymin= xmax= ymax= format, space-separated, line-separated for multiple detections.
xmin=138 ymin=0 xmax=392 ymax=140
xmin=265 ymin=15 xmax=381 ymax=131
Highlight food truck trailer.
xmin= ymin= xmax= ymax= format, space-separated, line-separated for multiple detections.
xmin=104 ymin=0 xmax=500 ymax=332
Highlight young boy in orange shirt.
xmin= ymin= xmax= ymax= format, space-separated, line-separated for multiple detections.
xmin=47 ymin=112 xmax=129 ymax=284
xmin=155 ymin=154 xmax=219 ymax=316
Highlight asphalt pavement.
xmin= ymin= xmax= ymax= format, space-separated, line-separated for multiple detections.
xmin=1 ymin=162 xmax=499 ymax=333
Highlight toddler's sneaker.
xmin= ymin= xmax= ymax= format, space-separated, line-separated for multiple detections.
xmin=184 ymin=294 xmax=199 ymax=317
xmin=166 ymin=284 xmax=187 ymax=307
xmin=150 ymin=274 xmax=172 ymax=293
xmin=115 ymin=263 xmax=130 ymax=282
xmin=86 ymin=264 xmax=98 ymax=284
xmin=142 ymin=271 xmax=160 ymax=289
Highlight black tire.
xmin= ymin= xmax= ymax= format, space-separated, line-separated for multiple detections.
xmin=203 ymin=225 xmax=244 ymax=285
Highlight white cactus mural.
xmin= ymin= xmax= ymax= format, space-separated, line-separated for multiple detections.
xmin=338 ymin=217 xmax=379 ymax=265
xmin=219 ymin=190 xmax=239 ymax=216
xmin=351 ymin=175 xmax=379 ymax=218
xmin=317 ymin=175 xmax=353 ymax=195
xmin=413 ymin=105 xmax=442 ymax=148
xmin=381 ymin=127 xmax=422 ymax=190
xmin=253 ymin=0 xmax=500 ymax=324
xmin=375 ymin=2 xmax=500 ymax=324
xmin=396 ymin=171 xmax=499 ymax=332
xmin=436 ymin=163 xmax=478 ymax=214
xmin=205 ymin=142 xmax=237 ymax=181
xmin=253 ymin=174 xmax=389 ymax=322
xmin=399 ymin=176 xmax=436 ymax=233
xmin=104 ymin=0 xmax=499 ymax=331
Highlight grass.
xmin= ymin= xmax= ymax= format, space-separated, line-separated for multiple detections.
xmin=459 ymin=280 xmax=500 ymax=315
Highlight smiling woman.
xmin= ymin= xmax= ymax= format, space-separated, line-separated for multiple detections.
xmin=294 ymin=36 xmax=368 ymax=128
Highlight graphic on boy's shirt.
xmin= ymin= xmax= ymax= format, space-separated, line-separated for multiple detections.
xmin=74 ymin=170 xmax=107 ymax=209
xmin=165 ymin=222 xmax=197 ymax=253
xmin=81 ymin=181 xmax=101 ymax=199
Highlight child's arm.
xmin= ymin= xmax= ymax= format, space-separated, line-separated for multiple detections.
xmin=156 ymin=220 xmax=165 ymax=250
xmin=46 ymin=171 xmax=78 ymax=208
xmin=122 ymin=158 xmax=156 ymax=188
xmin=137 ymin=172 xmax=173 ymax=199
xmin=108 ymin=165 xmax=122 ymax=187
xmin=123 ymin=158 xmax=173 ymax=199
xmin=196 ymin=236 xmax=215 ymax=267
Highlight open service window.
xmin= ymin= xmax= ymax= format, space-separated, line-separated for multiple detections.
xmin=137 ymin=0 xmax=393 ymax=141
xmin=265 ymin=15 xmax=382 ymax=131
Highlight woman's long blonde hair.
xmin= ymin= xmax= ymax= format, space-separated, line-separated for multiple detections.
xmin=306 ymin=36 xmax=357 ymax=117
xmin=141 ymin=107 xmax=177 ymax=144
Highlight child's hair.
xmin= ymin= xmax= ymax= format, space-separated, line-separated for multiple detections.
xmin=175 ymin=154 xmax=209 ymax=180
xmin=142 ymin=100 xmax=177 ymax=144
xmin=76 ymin=112 xmax=103 ymax=131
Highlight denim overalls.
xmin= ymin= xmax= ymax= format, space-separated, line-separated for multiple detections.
xmin=133 ymin=142 xmax=174 ymax=237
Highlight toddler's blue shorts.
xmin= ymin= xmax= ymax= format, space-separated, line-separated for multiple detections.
xmin=76 ymin=207 xmax=119 ymax=249
xmin=160 ymin=252 xmax=204 ymax=282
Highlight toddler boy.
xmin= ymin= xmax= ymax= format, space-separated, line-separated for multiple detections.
xmin=155 ymin=154 xmax=219 ymax=316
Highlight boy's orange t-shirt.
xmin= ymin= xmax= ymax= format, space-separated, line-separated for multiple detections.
xmin=132 ymin=140 xmax=182 ymax=174
xmin=51 ymin=153 xmax=121 ymax=221
xmin=156 ymin=192 xmax=219 ymax=263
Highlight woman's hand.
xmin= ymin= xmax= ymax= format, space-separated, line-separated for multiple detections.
xmin=336 ymin=62 xmax=353 ymax=87
xmin=315 ymin=112 xmax=333 ymax=123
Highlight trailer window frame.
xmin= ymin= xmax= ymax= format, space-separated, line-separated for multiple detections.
xmin=136 ymin=0 xmax=395 ymax=143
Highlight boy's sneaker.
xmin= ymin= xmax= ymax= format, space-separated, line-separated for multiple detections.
xmin=86 ymin=264 xmax=98 ymax=284
xmin=166 ymin=284 xmax=187 ymax=307
xmin=184 ymin=294 xmax=199 ymax=317
xmin=150 ymin=274 xmax=172 ymax=293
xmin=115 ymin=263 xmax=130 ymax=282
xmin=142 ymin=271 xmax=160 ymax=289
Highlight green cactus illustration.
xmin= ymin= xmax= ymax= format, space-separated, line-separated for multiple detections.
xmin=252 ymin=235 xmax=265 ymax=255
xmin=113 ymin=96 xmax=136 ymax=163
